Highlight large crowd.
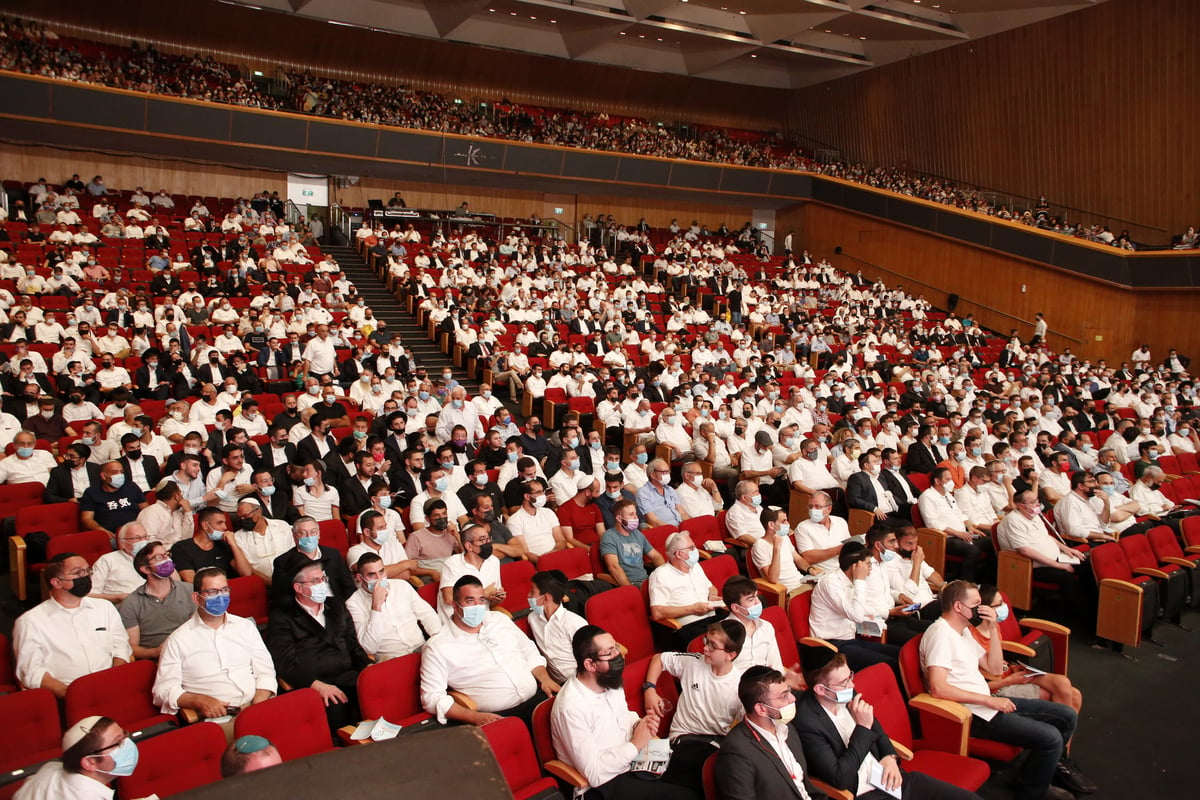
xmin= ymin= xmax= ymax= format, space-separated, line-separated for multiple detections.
xmin=0 ymin=16 xmax=1174 ymax=248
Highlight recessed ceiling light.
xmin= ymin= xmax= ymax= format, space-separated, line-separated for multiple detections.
xmin=859 ymin=36 xmax=867 ymax=40
xmin=619 ymin=31 xmax=626 ymax=35
xmin=550 ymin=19 xmax=557 ymax=23
xmin=739 ymin=10 xmax=746 ymax=14
xmin=750 ymin=54 xmax=757 ymax=58
xmin=530 ymin=15 xmax=536 ymax=19
xmin=656 ymin=37 xmax=663 ymax=41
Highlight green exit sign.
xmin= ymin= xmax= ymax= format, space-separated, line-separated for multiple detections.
xmin=302 ymin=189 xmax=314 ymax=197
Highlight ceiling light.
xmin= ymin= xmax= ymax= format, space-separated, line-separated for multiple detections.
xmin=859 ymin=36 xmax=867 ymax=40
xmin=550 ymin=19 xmax=557 ymax=23
xmin=750 ymin=54 xmax=757 ymax=58
xmin=530 ymin=15 xmax=537 ymax=19
xmin=656 ymin=37 xmax=663 ymax=41
xmin=739 ymin=10 xmax=746 ymax=14
xmin=619 ymin=31 xmax=626 ymax=35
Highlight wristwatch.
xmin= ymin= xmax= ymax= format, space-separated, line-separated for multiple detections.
xmin=641 ymin=681 xmax=657 ymax=692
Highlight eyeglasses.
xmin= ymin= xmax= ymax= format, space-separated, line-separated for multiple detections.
xmin=826 ymin=671 xmax=856 ymax=689
xmin=199 ymin=588 xmax=230 ymax=598
xmin=294 ymin=575 xmax=328 ymax=587
xmin=88 ymin=731 xmax=131 ymax=757
xmin=702 ymin=639 xmax=728 ymax=652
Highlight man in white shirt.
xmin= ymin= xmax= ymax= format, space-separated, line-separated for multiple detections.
xmin=1129 ymin=466 xmax=1177 ymax=517
xmin=1053 ymin=472 xmax=1119 ymax=544
xmin=152 ymin=567 xmax=276 ymax=719
xmin=794 ymin=491 xmax=850 ymax=576
xmin=806 ymin=542 xmax=899 ymax=672
xmin=788 ymin=438 xmax=839 ymax=494
xmin=884 ymin=526 xmax=944 ymax=618
xmin=921 ymin=580 xmax=1084 ymax=800
xmin=551 ymin=625 xmax=689 ymax=800
xmin=301 ymin=324 xmax=339 ymax=378
xmin=647 ymin=531 xmax=722 ymax=650
xmin=420 ymin=576 xmax=558 ymax=726
xmin=752 ymin=507 xmax=812 ymax=594
xmin=996 ymin=490 xmax=1093 ymax=624
xmin=232 ymin=497 xmax=295 ymax=582
xmin=676 ymin=461 xmax=724 ymax=519
xmin=917 ymin=466 xmax=991 ymax=582
xmin=436 ymin=523 xmax=505 ymax=617
xmin=527 ymin=571 xmax=588 ymax=683
xmin=954 ymin=465 xmax=1002 ymax=531
xmin=0 ymin=430 xmax=58 ymax=486
xmin=14 ymin=715 xmax=137 ymax=800
xmin=14 ymin=554 xmax=132 ymax=696
xmin=89 ymin=522 xmax=149 ymax=604
xmin=725 ymin=480 xmax=766 ymax=544
xmin=345 ymin=552 xmax=442 ymax=661
xmin=506 ymin=481 xmax=568 ymax=562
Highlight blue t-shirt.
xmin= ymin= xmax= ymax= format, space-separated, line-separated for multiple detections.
xmin=599 ymin=526 xmax=653 ymax=585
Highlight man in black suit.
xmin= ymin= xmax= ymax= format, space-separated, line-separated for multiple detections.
xmin=43 ymin=442 xmax=101 ymax=503
xmin=903 ymin=425 xmax=943 ymax=475
xmin=715 ymin=666 xmax=828 ymax=800
xmin=117 ymin=432 xmax=163 ymax=493
xmin=266 ymin=559 xmax=370 ymax=734
xmin=259 ymin=425 xmax=298 ymax=474
xmin=133 ymin=350 xmax=171 ymax=401
xmin=793 ymin=651 xmax=979 ymax=800
xmin=846 ymin=452 xmax=909 ymax=526
xmin=269 ymin=517 xmax=355 ymax=610
xmin=194 ymin=353 xmax=226 ymax=387
xmin=296 ymin=414 xmax=337 ymax=462
xmin=878 ymin=449 xmax=922 ymax=520
xmin=336 ymin=450 xmax=376 ymax=517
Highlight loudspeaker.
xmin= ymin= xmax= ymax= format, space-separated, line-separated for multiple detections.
xmin=176 ymin=726 xmax=511 ymax=799
xmin=834 ymin=246 xmax=843 ymax=255
xmin=946 ymin=293 xmax=959 ymax=312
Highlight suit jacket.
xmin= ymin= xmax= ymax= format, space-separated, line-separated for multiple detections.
xmin=269 ymin=545 xmax=355 ymax=609
xmin=118 ymin=454 xmax=162 ymax=490
xmin=43 ymin=462 xmax=101 ymax=504
xmin=265 ymin=595 xmax=369 ymax=691
xmin=879 ymin=469 xmax=921 ymax=513
xmin=338 ymin=473 xmax=374 ymax=518
xmin=297 ymin=433 xmax=337 ymax=463
xmin=793 ymin=692 xmax=897 ymax=795
xmin=258 ymin=442 xmax=297 ymax=472
xmin=903 ymin=441 xmax=942 ymax=475
xmin=846 ymin=471 xmax=886 ymax=513
xmin=714 ymin=717 xmax=828 ymax=800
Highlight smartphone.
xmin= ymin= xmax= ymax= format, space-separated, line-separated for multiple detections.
xmin=902 ymin=603 xmax=922 ymax=613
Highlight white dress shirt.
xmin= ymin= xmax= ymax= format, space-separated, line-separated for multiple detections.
xmin=152 ymin=612 xmax=276 ymax=713
xmin=726 ymin=500 xmax=765 ymax=541
xmin=89 ymin=550 xmax=142 ymax=597
xmin=12 ymin=762 xmax=114 ymax=800
xmin=751 ymin=533 xmax=806 ymax=592
xmin=788 ymin=458 xmax=839 ymax=491
xmin=420 ymin=612 xmax=545 ymax=721
xmin=436 ymin=553 xmax=502 ymax=617
xmin=808 ymin=570 xmax=881 ymax=641
xmin=954 ymin=484 xmax=999 ymax=528
xmin=647 ymin=563 xmax=715 ymax=627
xmin=235 ymin=520 xmax=296 ymax=577
xmin=528 ymin=604 xmax=588 ymax=683
xmin=732 ymin=617 xmax=784 ymax=672
xmin=344 ymin=580 xmax=442 ymax=660
xmin=794 ymin=517 xmax=851 ymax=574
xmin=0 ymin=450 xmax=58 ymax=486
xmin=550 ymin=676 xmax=640 ymax=789
xmin=14 ymin=596 xmax=131 ymax=689
xmin=884 ymin=555 xmax=936 ymax=606
xmin=917 ymin=488 xmax=969 ymax=532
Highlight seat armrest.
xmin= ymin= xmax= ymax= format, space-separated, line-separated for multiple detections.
xmin=1000 ymin=641 xmax=1037 ymax=659
xmin=909 ymin=693 xmax=971 ymax=757
xmin=544 ymin=759 xmax=588 ymax=789
xmin=654 ymin=617 xmax=683 ymax=630
xmin=448 ymin=690 xmax=478 ymax=711
xmin=178 ymin=708 xmax=201 ymax=725
xmin=752 ymin=578 xmax=788 ymax=607
xmin=1161 ymin=556 xmax=1195 ymax=569
xmin=1018 ymin=618 xmax=1071 ymax=636
xmin=809 ymin=776 xmax=854 ymax=800
xmin=889 ymin=739 xmax=914 ymax=761
xmin=1133 ymin=566 xmax=1170 ymax=580
xmin=9 ymin=535 xmax=27 ymax=602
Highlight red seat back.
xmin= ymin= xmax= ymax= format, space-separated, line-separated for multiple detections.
xmin=585 ymin=585 xmax=654 ymax=662
xmin=16 ymin=502 xmax=80 ymax=538
xmin=46 ymin=531 xmax=113 ymax=566
xmin=356 ymin=653 xmax=430 ymax=725
xmin=0 ymin=689 xmax=61 ymax=772
xmin=1119 ymin=534 xmax=1168 ymax=572
xmin=482 ymin=716 xmax=559 ymax=800
xmin=898 ymin=636 xmax=925 ymax=699
xmin=1183 ymin=515 xmax=1200 ymax=550
xmin=499 ymin=559 xmax=536 ymax=615
xmin=761 ymin=605 xmax=800 ymax=670
xmin=1147 ymin=525 xmax=1187 ymax=562
xmin=680 ymin=515 xmax=723 ymax=548
xmin=854 ymin=663 xmax=914 ymax=749
xmin=1090 ymin=542 xmax=1136 ymax=582
xmin=786 ymin=588 xmax=815 ymax=641
xmin=228 ymin=575 xmax=269 ymax=626
xmin=643 ymin=524 xmax=678 ymax=554
xmin=233 ymin=688 xmax=334 ymax=762
xmin=318 ymin=518 xmax=349 ymax=556
xmin=116 ymin=721 xmax=225 ymax=800
xmin=65 ymin=660 xmax=173 ymax=732
xmin=536 ymin=547 xmax=591 ymax=580
xmin=699 ymin=554 xmax=738 ymax=595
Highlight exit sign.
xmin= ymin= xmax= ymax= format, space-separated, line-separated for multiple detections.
xmin=554 ymin=207 xmax=564 ymax=214
xmin=302 ymin=189 xmax=314 ymax=197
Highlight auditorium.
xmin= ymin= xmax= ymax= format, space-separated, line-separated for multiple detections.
xmin=0 ymin=1 xmax=1195 ymax=798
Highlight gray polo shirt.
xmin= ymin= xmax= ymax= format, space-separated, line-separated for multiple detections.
xmin=118 ymin=580 xmax=195 ymax=648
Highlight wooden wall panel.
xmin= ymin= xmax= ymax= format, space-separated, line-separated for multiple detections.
xmin=788 ymin=0 xmax=1200 ymax=243
xmin=0 ymin=143 xmax=285 ymax=200
xmin=3 ymin=0 xmax=789 ymax=133
xmin=793 ymin=202 xmax=1200 ymax=364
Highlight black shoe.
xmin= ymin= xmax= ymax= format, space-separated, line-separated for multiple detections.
xmin=1054 ymin=758 xmax=1097 ymax=794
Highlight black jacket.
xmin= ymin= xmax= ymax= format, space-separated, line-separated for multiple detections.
xmin=714 ymin=715 xmax=828 ymax=800
xmin=44 ymin=461 xmax=101 ymax=504
xmin=266 ymin=595 xmax=369 ymax=691
xmin=269 ymin=545 xmax=355 ymax=609
xmin=903 ymin=441 xmax=942 ymax=476
xmin=792 ymin=691 xmax=897 ymax=795
xmin=118 ymin=454 xmax=162 ymax=492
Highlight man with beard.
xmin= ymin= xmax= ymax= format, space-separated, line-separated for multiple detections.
xmin=551 ymin=625 xmax=701 ymax=800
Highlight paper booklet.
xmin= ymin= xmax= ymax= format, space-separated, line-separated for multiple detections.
xmin=630 ymin=738 xmax=672 ymax=775
xmin=350 ymin=717 xmax=403 ymax=742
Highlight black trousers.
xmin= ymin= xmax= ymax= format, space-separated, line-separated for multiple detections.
xmin=944 ymin=535 xmax=994 ymax=583
xmin=859 ymin=770 xmax=982 ymax=800
xmin=590 ymin=772 xmax=701 ymax=800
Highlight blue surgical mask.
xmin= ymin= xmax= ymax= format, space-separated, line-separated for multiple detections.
xmin=378 ymin=495 xmax=393 ymax=508
xmin=938 ymin=436 xmax=951 ymax=445
xmin=434 ymin=477 xmax=449 ymax=492
xmin=308 ymin=581 xmax=331 ymax=604
xmin=1102 ymin=484 xmax=1116 ymax=496
xmin=109 ymin=473 xmax=126 ymax=489
xmin=99 ymin=737 xmax=140 ymax=777
xmin=607 ymin=489 xmax=622 ymax=500
xmin=750 ymin=494 xmax=762 ymax=507
xmin=684 ymin=549 xmax=700 ymax=567
xmin=452 ymin=399 xmax=464 ymax=409
xmin=809 ymin=508 xmax=825 ymax=523
xmin=418 ymin=391 xmax=430 ymax=401
xmin=507 ymin=451 xmax=520 ymax=463
xmin=203 ymin=593 xmax=231 ymax=616
xmin=995 ymin=602 xmax=1010 ymax=623
xmin=131 ymin=540 xmax=149 ymax=557
xmin=366 ymin=577 xmax=388 ymax=593
xmin=527 ymin=596 xmax=541 ymax=613
xmin=15 ymin=446 xmax=33 ymax=458
xmin=261 ymin=485 xmax=276 ymax=496
xmin=635 ymin=452 xmax=648 ymax=465
xmin=460 ymin=603 xmax=488 ymax=627
xmin=303 ymin=476 xmax=316 ymax=487
xmin=743 ymin=601 xmax=763 ymax=620
xmin=298 ymin=534 xmax=319 ymax=553
xmin=207 ymin=528 xmax=224 ymax=542
xmin=881 ymin=549 xmax=897 ymax=563
xmin=778 ymin=523 xmax=791 ymax=537
xmin=827 ymin=686 xmax=855 ymax=705
xmin=474 ymin=473 xmax=488 ymax=486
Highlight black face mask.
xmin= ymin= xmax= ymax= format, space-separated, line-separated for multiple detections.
xmin=126 ymin=450 xmax=142 ymax=460
xmin=896 ymin=548 xmax=915 ymax=560
xmin=477 ymin=542 xmax=494 ymax=560
xmin=596 ymin=653 xmax=625 ymax=690
xmin=66 ymin=575 xmax=92 ymax=598
xmin=238 ymin=516 xmax=256 ymax=531
xmin=430 ymin=517 xmax=449 ymax=532
xmin=966 ymin=604 xmax=984 ymax=627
